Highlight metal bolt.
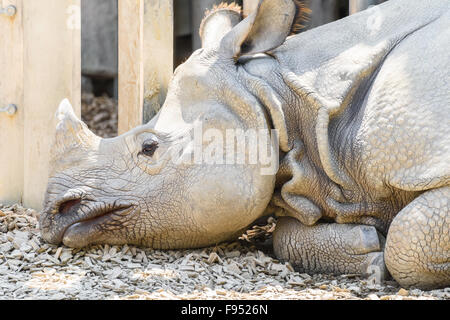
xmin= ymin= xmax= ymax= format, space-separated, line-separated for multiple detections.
xmin=0 ymin=104 xmax=18 ymax=116
xmin=0 ymin=5 xmax=17 ymax=17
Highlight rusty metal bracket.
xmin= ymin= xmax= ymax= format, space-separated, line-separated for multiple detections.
xmin=0 ymin=5 xmax=16 ymax=17
xmin=0 ymin=104 xmax=18 ymax=116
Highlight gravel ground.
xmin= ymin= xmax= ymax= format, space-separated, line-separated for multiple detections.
xmin=0 ymin=203 xmax=449 ymax=300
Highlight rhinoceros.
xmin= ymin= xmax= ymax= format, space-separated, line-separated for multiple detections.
xmin=40 ymin=0 xmax=449 ymax=289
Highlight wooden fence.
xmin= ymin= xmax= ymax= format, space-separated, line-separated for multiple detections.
xmin=0 ymin=0 xmax=81 ymax=210
xmin=0 ymin=0 xmax=380 ymax=210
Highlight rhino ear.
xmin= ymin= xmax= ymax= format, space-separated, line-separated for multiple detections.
xmin=199 ymin=3 xmax=242 ymax=49
xmin=221 ymin=0 xmax=297 ymax=60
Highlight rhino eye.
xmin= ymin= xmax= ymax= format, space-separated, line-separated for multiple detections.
xmin=141 ymin=141 xmax=158 ymax=157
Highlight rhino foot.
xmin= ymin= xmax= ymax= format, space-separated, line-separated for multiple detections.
xmin=273 ymin=217 xmax=388 ymax=282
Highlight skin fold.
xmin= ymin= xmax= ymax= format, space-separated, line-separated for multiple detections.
xmin=40 ymin=0 xmax=449 ymax=289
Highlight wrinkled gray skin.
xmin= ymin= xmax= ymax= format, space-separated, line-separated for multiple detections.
xmin=40 ymin=0 xmax=450 ymax=289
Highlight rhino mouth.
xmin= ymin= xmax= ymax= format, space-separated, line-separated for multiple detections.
xmin=42 ymin=198 xmax=134 ymax=247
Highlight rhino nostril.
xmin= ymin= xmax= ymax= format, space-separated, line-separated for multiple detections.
xmin=58 ymin=199 xmax=81 ymax=215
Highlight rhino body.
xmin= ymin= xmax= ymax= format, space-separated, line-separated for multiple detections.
xmin=40 ymin=0 xmax=450 ymax=289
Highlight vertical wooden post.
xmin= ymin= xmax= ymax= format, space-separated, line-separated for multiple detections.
xmin=0 ymin=0 xmax=81 ymax=210
xmin=22 ymin=0 xmax=81 ymax=210
xmin=117 ymin=0 xmax=142 ymax=134
xmin=142 ymin=0 xmax=174 ymax=124
xmin=0 ymin=0 xmax=24 ymax=206
xmin=118 ymin=0 xmax=174 ymax=134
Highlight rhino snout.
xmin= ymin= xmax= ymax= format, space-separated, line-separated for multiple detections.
xmin=40 ymin=192 xmax=134 ymax=247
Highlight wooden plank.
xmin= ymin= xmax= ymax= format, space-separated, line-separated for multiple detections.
xmin=118 ymin=0 xmax=174 ymax=134
xmin=21 ymin=0 xmax=81 ymax=210
xmin=118 ymin=0 xmax=143 ymax=134
xmin=0 ymin=0 xmax=24 ymax=206
xmin=142 ymin=0 xmax=174 ymax=123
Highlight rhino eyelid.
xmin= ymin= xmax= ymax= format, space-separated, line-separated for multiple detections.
xmin=139 ymin=141 xmax=159 ymax=158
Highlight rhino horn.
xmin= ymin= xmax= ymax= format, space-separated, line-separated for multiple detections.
xmin=54 ymin=99 xmax=98 ymax=151
xmin=199 ymin=3 xmax=242 ymax=49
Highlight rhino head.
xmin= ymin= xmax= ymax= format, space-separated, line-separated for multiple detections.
xmin=40 ymin=0 xmax=299 ymax=248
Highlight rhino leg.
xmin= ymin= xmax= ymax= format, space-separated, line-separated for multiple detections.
xmin=273 ymin=217 xmax=387 ymax=282
xmin=385 ymin=186 xmax=450 ymax=290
